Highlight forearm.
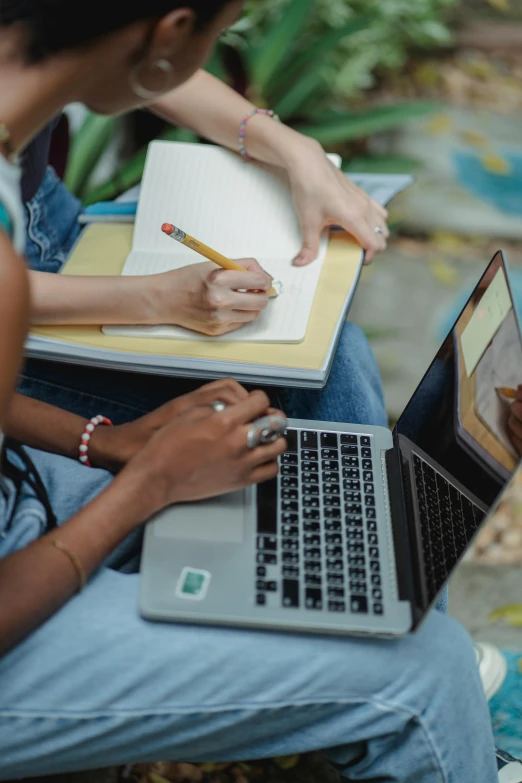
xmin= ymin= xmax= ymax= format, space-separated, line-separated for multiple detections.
xmin=29 ymin=270 xmax=163 ymax=326
xmin=0 ymin=471 xmax=154 ymax=656
xmin=6 ymin=394 xmax=88 ymax=459
xmin=150 ymin=70 xmax=320 ymax=169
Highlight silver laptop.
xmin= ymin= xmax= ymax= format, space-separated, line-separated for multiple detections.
xmin=140 ymin=250 xmax=522 ymax=636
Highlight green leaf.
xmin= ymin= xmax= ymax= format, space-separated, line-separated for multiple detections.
xmin=269 ymin=17 xmax=372 ymax=101
xmin=205 ymin=43 xmax=227 ymax=81
xmin=489 ymin=604 xmax=522 ymax=627
xmin=343 ymin=154 xmax=421 ymax=174
xmin=273 ymin=68 xmax=328 ymax=120
xmin=82 ymin=127 xmax=198 ymax=206
xmin=249 ymin=0 xmax=315 ymax=92
xmin=297 ymin=103 xmax=439 ymax=145
xmin=64 ymin=113 xmax=118 ymax=198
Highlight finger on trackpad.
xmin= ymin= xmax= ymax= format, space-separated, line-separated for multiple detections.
xmin=152 ymin=490 xmax=246 ymax=544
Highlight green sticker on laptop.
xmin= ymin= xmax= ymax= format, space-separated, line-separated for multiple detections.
xmin=176 ymin=567 xmax=211 ymax=600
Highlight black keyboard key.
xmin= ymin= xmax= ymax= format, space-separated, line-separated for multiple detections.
xmin=322 ymin=460 xmax=339 ymax=471
xmin=345 ymin=491 xmax=361 ymax=503
xmin=362 ymin=459 xmax=372 ymax=471
xmin=282 ymin=538 xmax=299 ymax=551
xmin=361 ymin=436 xmax=371 ymax=447
xmin=341 ymin=434 xmax=358 ymax=445
xmin=346 ymin=516 xmax=363 ymax=528
xmin=304 ymin=521 xmax=320 ymax=533
xmin=321 ymin=432 xmax=338 ymax=448
xmin=368 ymin=533 xmax=378 ymax=546
xmin=304 ymin=484 xmax=320 ymax=496
xmin=305 ymin=588 xmax=323 ymax=610
xmin=282 ymin=524 xmax=299 ymax=538
xmin=326 ymin=545 xmax=343 ymax=558
xmin=305 ymin=560 xmax=321 ymax=573
xmin=348 ymin=554 xmax=365 ymax=567
xmin=324 ymin=495 xmax=341 ymax=508
xmin=325 ymin=520 xmax=342 ymax=532
xmin=257 ymin=478 xmax=277 ymax=535
xmin=302 ymin=449 xmax=318 ymax=461
xmin=305 ymin=573 xmax=322 ymax=586
xmin=322 ymin=471 xmax=340 ymax=483
xmin=361 ymin=447 xmax=372 ymax=458
xmin=325 ymin=507 xmax=341 ymax=519
xmin=281 ymin=476 xmax=298 ymax=489
xmin=328 ymin=586 xmax=345 ymax=598
xmin=350 ymin=595 xmax=368 ymax=613
xmin=326 ymin=557 xmax=344 ymax=572
xmin=285 ymin=429 xmax=298 ymax=453
xmin=282 ymin=488 xmax=298 ymax=500
xmin=302 ymin=472 xmax=319 ymax=485
xmin=281 ymin=464 xmax=298 ymax=477
xmin=347 ymin=528 xmax=364 ymax=541
xmin=301 ymin=430 xmax=318 ymax=449
xmin=366 ymin=508 xmax=376 ymax=519
xmin=364 ymin=483 xmax=374 ymax=494
xmin=328 ymin=601 xmax=346 ymax=612
xmin=256 ymin=593 xmax=266 ymax=606
xmin=304 ymin=547 xmax=322 ymax=560
xmin=302 ymin=460 xmax=319 ymax=472
xmin=365 ymin=496 xmax=376 ymax=508
xmin=363 ymin=471 xmax=374 ymax=483
xmin=341 ymin=445 xmax=359 ymax=456
xmin=345 ymin=503 xmax=362 ymax=515
xmin=304 ymin=534 xmax=321 ymax=546
xmin=257 ymin=536 xmax=277 ymax=551
xmin=370 ymin=560 xmax=380 ymax=573
xmin=282 ymin=565 xmax=299 ymax=578
xmin=372 ymin=588 xmax=382 ymax=600
xmin=304 ymin=508 xmax=320 ymax=520
xmin=371 ymin=574 xmax=382 ymax=586
xmin=323 ymin=483 xmax=340 ymax=495
xmin=349 ymin=566 xmax=366 ymax=579
xmin=283 ymin=579 xmax=299 ymax=608
xmin=344 ymin=479 xmax=361 ymax=492
xmin=349 ymin=580 xmax=367 ymax=594
xmin=257 ymin=566 xmax=267 ymax=577
xmin=257 ymin=553 xmax=277 ymax=565
xmin=326 ymin=532 xmax=342 ymax=545
xmin=282 ymin=512 xmax=299 ymax=524
xmin=373 ymin=602 xmax=383 ymax=615
xmin=256 ymin=580 xmax=277 ymax=592
xmin=342 ymin=456 xmax=359 ymax=467
xmin=282 ymin=500 xmax=298 ymax=512
xmin=343 ymin=468 xmax=359 ymax=480
xmin=327 ymin=573 xmax=344 ymax=586
xmin=367 ymin=520 xmax=377 ymax=532
xmin=282 ymin=452 xmax=298 ymax=466
xmin=282 ymin=552 xmax=299 ymax=564
xmin=321 ymin=449 xmax=338 ymax=460
xmin=369 ymin=546 xmax=379 ymax=559
xmin=303 ymin=496 xmax=320 ymax=509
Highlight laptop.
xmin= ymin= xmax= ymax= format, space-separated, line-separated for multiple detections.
xmin=140 ymin=250 xmax=522 ymax=636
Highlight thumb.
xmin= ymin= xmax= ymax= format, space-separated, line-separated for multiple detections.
xmin=293 ymin=217 xmax=321 ymax=266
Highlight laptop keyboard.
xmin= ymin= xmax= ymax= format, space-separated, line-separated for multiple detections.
xmin=255 ymin=428 xmax=384 ymax=615
xmin=412 ymin=453 xmax=483 ymax=601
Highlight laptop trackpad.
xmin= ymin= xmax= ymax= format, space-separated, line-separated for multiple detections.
xmin=152 ymin=489 xmax=246 ymax=544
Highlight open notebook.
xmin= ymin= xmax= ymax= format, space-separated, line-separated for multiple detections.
xmin=103 ymin=141 xmax=341 ymax=344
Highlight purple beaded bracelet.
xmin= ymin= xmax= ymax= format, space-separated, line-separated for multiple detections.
xmin=238 ymin=108 xmax=280 ymax=160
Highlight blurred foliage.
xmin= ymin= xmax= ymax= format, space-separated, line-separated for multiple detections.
xmin=67 ymin=0 xmax=456 ymax=204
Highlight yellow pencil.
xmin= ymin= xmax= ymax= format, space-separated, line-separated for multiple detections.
xmin=496 ymin=386 xmax=517 ymax=399
xmin=161 ymin=222 xmax=279 ymax=298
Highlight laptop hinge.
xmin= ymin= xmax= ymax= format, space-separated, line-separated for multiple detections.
xmin=385 ymin=445 xmax=421 ymax=617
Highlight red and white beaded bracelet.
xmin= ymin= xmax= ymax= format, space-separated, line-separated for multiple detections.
xmin=238 ymin=108 xmax=280 ymax=160
xmin=79 ymin=415 xmax=113 ymax=467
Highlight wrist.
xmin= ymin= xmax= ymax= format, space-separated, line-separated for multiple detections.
xmin=88 ymin=426 xmax=124 ymax=473
xmin=246 ymin=116 xmax=322 ymax=170
xmin=132 ymin=271 xmax=184 ymax=326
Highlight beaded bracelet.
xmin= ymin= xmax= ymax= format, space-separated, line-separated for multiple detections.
xmin=238 ymin=108 xmax=280 ymax=160
xmin=79 ymin=415 xmax=113 ymax=467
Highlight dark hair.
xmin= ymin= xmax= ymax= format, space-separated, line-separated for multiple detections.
xmin=0 ymin=1 xmax=230 ymax=62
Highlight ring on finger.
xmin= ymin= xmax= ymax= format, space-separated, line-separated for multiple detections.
xmin=373 ymin=226 xmax=384 ymax=235
xmin=246 ymin=414 xmax=287 ymax=450
xmin=210 ymin=400 xmax=227 ymax=413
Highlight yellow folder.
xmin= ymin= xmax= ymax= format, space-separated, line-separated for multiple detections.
xmin=29 ymin=223 xmax=362 ymax=381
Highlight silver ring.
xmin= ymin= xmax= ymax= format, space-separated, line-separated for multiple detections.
xmin=247 ymin=414 xmax=287 ymax=450
xmin=210 ymin=400 xmax=226 ymax=413
xmin=374 ymin=226 xmax=384 ymax=235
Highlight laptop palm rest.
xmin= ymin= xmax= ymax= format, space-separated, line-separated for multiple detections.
xmin=153 ymin=490 xmax=246 ymax=544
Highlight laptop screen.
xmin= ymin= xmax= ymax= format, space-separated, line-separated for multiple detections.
xmin=396 ymin=251 xmax=522 ymax=511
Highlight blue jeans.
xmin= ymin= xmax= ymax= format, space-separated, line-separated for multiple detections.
xmin=21 ymin=167 xmax=387 ymax=428
xmin=0 ymin=446 xmax=496 ymax=781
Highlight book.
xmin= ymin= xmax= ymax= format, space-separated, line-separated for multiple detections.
xmin=26 ymin=171 xmax=412 ymax=388
xmin=103 ymin=141 xmax=340 ymax=344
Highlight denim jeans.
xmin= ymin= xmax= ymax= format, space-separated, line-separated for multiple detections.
xmin=0 ymin=446 xmax=496 ymax=781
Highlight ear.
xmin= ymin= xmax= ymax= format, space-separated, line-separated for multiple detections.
xmin=146 ymin=8 xmax=197 ymax=60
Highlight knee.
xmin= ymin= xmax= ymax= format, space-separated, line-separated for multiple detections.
xmin=415 ymin=612 xmax=479 ymax=699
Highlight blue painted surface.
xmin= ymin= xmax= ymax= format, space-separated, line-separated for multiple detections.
xmin=453 ymin=151 xmax=522 ymax=215
xmin=490 ymin=651 xmax=522 ymax=757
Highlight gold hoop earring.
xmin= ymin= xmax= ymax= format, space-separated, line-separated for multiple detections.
xmin=130 ymin=58 xmax=173 ymax=101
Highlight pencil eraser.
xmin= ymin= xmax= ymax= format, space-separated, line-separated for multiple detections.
xmin=269 ymin=280 xmax=283 ymax=298
xmin=162 ymin=223 xmax=174 ymax=235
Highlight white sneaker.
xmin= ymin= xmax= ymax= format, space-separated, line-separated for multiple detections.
xmin=497 ymin=748 xmax=522 ymax=782
xmin=475 ymin=642 xmax=508 ymax=701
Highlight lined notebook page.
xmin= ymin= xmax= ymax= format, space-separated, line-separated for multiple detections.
xmin=103 ymin=142 xmax=336 ymax=343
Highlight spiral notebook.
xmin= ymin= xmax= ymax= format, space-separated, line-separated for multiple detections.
xmin=102 ymin=141 xmax=340 ymax=344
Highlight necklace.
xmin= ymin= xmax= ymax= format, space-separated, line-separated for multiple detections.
xmin=0 ymin=122 xmax=19 ymax=164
